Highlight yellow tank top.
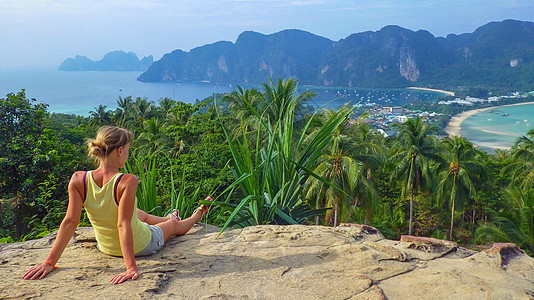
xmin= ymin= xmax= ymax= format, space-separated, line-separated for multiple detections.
xmin=83 ymin=171 xmax=151 ymax=256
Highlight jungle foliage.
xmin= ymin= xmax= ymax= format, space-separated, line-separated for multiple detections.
xmin=1 ymin=81 xmax=533 ymax=256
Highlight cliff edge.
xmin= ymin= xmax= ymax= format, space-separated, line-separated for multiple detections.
xmin=1 ymin=224 xmax=533 ymax=299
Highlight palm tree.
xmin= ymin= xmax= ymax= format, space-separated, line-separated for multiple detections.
xmin=134 ymin=118 xmax=172 ymax=157
xmin=305 ymin=149 xmax=371 ymax=226
xmin=223 ymin=86 xmax=264 ymax=139
xmin=224 ymin=78 xmax=315 ymax=136
xmin=305 ymin=107 xmax=376 ymax=226
xmin=165 ymin=102 xmax=196 ymax=127
xmin=224 ymin=79 xmax=315 ymax=154
xmin=390 ymin=117 xmax=442 ymax=235
xmin=305 ymin=107 xmax=353 ymax=156
xmin=131 ymin=97 xmax=155 ymax=128
xmin=476 ymin=187 xmax=534 ymax=255
xmin=348 ymin=122 xmax=385 ymax=223
xmin=437 ymin=136 xmax=487 ymax=240
xmin=349 ymin=121 xmax=387 ymax=179
xmin=493 ymin=148 xmax=511 ymax=161
xmin=114 ymin=96 xmax=133 ymax=126
xmin=506 ymin=129 xmax=534 ymax=189
xmin=225 ymin=86 xmax=262 ymax=124
xmin=158 ymin=97 xmax=177 ymax=117
xmin=89 ymin=105 xmax=112 ymax=127
xmin=260 ymin=77 xmax=316 ymax=123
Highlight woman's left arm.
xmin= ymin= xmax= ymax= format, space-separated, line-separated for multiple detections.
xmin=110 ymin=174 xmax=140 ymax=285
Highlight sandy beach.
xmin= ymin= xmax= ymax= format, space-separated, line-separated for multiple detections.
xmin=407 ymin=87 xmax=455 ymax=96
xmin=444 ymin=101 xmax=534 ymax=138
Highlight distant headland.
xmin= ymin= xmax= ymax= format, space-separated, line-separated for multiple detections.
xmin=59 ymin=51 xmax=153 ymax=71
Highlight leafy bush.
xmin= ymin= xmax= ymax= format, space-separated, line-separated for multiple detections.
xmin=214 ymin=79 xmax=352 ymax=232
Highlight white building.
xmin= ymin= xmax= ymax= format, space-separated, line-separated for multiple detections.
xmin=394 ymin=115 xmax=408 ymax=123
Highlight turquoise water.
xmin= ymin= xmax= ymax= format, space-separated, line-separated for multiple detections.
xmin=460 ymin=104 xmax=534 ymax=152
xmin=0 ymin=69 xmax=232 ymax=115
xmin=1 ymin=69 xmax=444 ymax=116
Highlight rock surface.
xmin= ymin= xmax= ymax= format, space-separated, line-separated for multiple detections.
xmin=1 ymin=224 xmax=533 ymax=299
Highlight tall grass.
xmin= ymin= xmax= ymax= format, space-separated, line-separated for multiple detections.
xmin=126 ymin=154 xmax=231 ymax=222
xmin=162 ymin=169 xmax=198 ymax=219
xmin=214 ymin=79 xmax=354 ymax=233
xmin=125 ymin=158 xmax=162 ymax=216
xmin=166 ymin=160 xmax=232 ymax=223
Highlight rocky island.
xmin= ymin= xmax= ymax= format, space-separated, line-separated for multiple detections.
xmin=59 ymin=51 xmax=153 ymax=71
xmin=1 ymin=224 xmax=532 ymax=299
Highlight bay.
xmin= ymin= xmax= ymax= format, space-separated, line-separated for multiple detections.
xmin=460 ymin=104 xmax=534 ymax=151
xmin=1 ymin=69 xmax=444 ymax=116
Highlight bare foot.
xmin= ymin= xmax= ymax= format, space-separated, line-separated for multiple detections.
xmin=196 ymin=196 xmax=214 ymax=217
xmin=168 ymin=209 xmax=181 ymax=221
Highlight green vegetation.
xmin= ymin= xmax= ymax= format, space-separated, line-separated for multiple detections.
xmin=1 ymin=80 xmax=533 ymax=256
xmin=216 ymin=78 xmax=339 ymax=231
xmin=0 ymin=91 xmax=89 ymax=239
xmin=390 ymin=117 xmax=443 ymax=236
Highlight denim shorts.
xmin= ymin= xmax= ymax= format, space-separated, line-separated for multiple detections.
xmin=135 ymin=224 xmax=164 ymax=256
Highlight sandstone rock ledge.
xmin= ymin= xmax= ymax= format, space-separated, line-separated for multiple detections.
xmin=1 ymin=224 xmax=533 ymax=300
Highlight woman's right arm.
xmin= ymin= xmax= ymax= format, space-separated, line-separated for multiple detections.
xmin=22 ymin=171 xmax=84 ymax=280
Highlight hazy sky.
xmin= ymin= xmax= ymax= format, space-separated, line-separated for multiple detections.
xmin=1 ymin=0 xmax=534 ymax=69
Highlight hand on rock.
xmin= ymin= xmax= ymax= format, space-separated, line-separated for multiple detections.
xmin=110 ymin=268 xmax=139 ymax=285
xmin=22 ymin=262 xmax=56 ymax=280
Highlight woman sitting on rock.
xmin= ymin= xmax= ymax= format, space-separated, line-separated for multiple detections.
xmin=22 ymin=125 xmax=212 ymax=284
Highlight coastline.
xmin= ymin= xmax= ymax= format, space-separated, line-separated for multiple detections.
xmin=444 ymin=101 xmax=534 ymax=149
xmin=407 ymin=87 xmax=455 ymax=96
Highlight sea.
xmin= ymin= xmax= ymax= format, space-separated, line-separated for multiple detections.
xmin=0 ymin=68 xmax=233 ymax=115
xmin=460 ymin=105 xmax=534 ymax=152
xmin=2 ymin=68 xmax=531 ymax=151
xmin=1 ymin=68 xmax=443 ymax=115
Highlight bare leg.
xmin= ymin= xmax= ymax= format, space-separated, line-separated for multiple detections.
xmin=168 ymin=209 xmax=181 ymax=221
xmin=136 ymin=208 xmax=169 ymax=225
xmin=156 ymin=209 xmax=204 ymax=242
xmin=155 ymin=196 xmax=214 ymax=242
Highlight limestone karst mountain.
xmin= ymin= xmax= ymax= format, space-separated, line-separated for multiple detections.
xmin=59 ymin=51 xmax=153 ymax=71
xmin=138 ymin=19 xmax=534 ymax=90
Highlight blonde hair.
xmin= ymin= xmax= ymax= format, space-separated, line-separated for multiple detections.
xmin=87 ymin=126 xmax=133 ymax=160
